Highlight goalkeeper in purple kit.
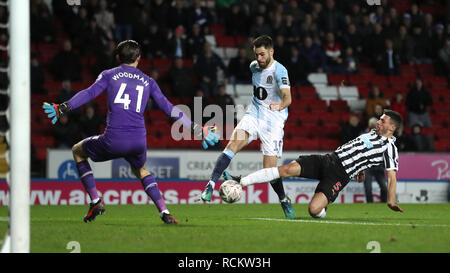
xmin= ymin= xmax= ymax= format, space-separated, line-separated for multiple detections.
xmin=43 ymin=40 xmax=219 ymax=224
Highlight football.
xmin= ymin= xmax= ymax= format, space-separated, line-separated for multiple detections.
xmin=219 ymin=180 xmax=242 ymax=203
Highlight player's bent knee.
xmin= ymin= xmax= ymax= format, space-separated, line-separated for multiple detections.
xmin=279 ymin=161 xmax=301 ymax=178
xmin=72 ymin=141 xmax=87 ymax=162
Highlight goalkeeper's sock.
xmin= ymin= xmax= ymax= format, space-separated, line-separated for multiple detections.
xmin=142 ymin=175 xmax=167 ymax=213
xmin=76 ymin=161 xmax=99 ymax=202
xmin=209 ymin=148 xmax=234 ymax=184
xmin=241 ymin=167 xmax=280 ymax=187
xmin=270 ymin=178 xmax=286 ymax=201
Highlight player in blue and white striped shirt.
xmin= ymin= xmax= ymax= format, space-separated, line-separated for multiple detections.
xmin=200 ymin=35 xmax=296 ymax=218
xmin=231 ymin=110 xmax=404 ymax=218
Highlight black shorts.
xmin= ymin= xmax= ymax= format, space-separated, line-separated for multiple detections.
xmin=295 ymin=152 xmax=350 ymax=203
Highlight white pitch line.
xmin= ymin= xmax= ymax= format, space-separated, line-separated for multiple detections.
xmin=0 ymin=217 xmax=8 ymax=222
xmin=247 ymin=218 xmax=450 ymax=228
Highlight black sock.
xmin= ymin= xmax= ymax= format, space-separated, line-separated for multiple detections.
xmin=270 ymin=178 xmax=286 ymax=200
xmin=210 ymin=152 xmax=232 ymax=182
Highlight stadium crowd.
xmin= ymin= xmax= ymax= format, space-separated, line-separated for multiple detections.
xmin=17 ymin=0 xmax=450 ymax=176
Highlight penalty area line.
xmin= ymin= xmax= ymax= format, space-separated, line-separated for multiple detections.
xmin=247 ymin=218 xmax=450 ymax=228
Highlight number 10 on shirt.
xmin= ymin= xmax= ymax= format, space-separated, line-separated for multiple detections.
xmin=114 ymin=83 xmax=144 ymax=112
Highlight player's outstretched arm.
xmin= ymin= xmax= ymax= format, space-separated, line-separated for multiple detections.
xmin=192 ymin=124 xmax=220 ymax=149
xmin=386 ymin=170 xmax=404 ymax=212
xmin=42 ymin=102 xmax=71 ymax=124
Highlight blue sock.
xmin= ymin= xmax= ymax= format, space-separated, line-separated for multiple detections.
xmin=210 ymin=149 xmax=234 ymax=182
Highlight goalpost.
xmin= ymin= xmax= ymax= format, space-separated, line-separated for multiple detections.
xmin=1 ymin=0 xmax=30 ymax=253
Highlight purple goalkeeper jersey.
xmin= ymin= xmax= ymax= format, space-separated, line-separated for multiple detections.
xmin=66 ymin=64 xmax=191 ymax=136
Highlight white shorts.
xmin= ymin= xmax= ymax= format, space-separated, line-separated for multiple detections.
xmin=234 ymin=114 xmax=284 ymax=158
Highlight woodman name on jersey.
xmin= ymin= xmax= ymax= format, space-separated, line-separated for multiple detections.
xmin=111 ymin=72 xmax=149 ymax=87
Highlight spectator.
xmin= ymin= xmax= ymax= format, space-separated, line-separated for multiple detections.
xmin=195 ymin=42 xmax=227 ymax=97
xmin=186 ymin=23 xmax=206 ymax=60
xmin=189 ymin=89 xmax=209 ymax=125
xmin=363 ymin=117 xmax=388 ymax=203
xmin=402 ymin=13 xmax=413 ymax=33
xmin=271 ymin=12 xmax=286 ymax=38
xmin=249 ymin=15 xmax=272 ymax=38
xmin=112 ymin=0 xmax=134 ymax=42
xmin=214 ymin=84 xmax=236 ymax=130
xmin=299 ymin=13 xmax=319 ymax=43
xmin=79 ymin=103 xmax=105 ymax=139
xmin=409 ymin=3 xmax=424 ymax=27
xmin=133 ymin=11 xmax=151 ymax=53
xmin=370 ymin=103 xmax=385 ymax=120
xmin=405 ymin=78 xmax=433 ymax=127
xmin=50 ymin=39 xmax=82 ymax=81
xmin=339 ymin=113 xmax=364 ymax=144
xmin=30 ymin=54 xmax=46 ymax=94
xmin=343 ymin=47 xmax=359 ymax=75
xmin=393 ymin=25 xmax=414 ymax=64
xmin=56 ymin=80 xmax=76 ymax=105
xmin=94 ymin=0 xmax=115 ymax=42
xmin=323 ymin=32 xmax=344 ymax=74
xmin=169 ymin=57 xmax=195 ymax=97
xmin=423 ymin=13 xmax=434 ymax=39
xmin=144 ymin=23 xmax=166 ymax=59
xmin=365 ymin=86 xmax=389 ymax=118
xmin=52 ymin=115 xmax=80 ymax=149
xmin=410 ymin=123 xmax=434 ymax=152
xmin=286 ymin=46 xmax=312 ymax=86
xmin=365 ymin=23 xmax=386 ymax=66
xmin=317 ymin=0 xmax=344 ymax=36
xmin=376 ymin=38 xmax=401 ymax=75
xmin=411 ymin=24 xmax=432 ymax=64
xmin=395 ymin=124 xmax=414 ymax=152
xmin=167 ymin=26 xmax=188 ymax=58
xmin=273 ymin=35 xmax=290 ymax=68
xmin=188 ymin=0 xmax=212 ymax=32
xmin=224 ymin=4 xmax=249 ymax=36
xmin=431 ymin=24 xmax=446 ymax=60
xmin=390 ymin=92 xmax=407 ymax=121
xmin=150 ymin=0 xmax=170 ymax=32
xmin=283 ymin=13 xmax=301 ymax=47
xmin=288 ymin=0 xmax=306 ymax=23
xmin=227 ymin=47 xmax=252 ymax=85
xmin=299 ymin=36 xmax=326 ymax=73
xmin=382 ymin=15 xmax=396 ymax=39
xmin=389 ymin=6 xmax=401 ymax=27
xmin=95 ymin=40 xmax=118 ymax=74
xmin=342 ymin=23 xmax=363 ymax=59
xmin=69 ymin=7 xmax=90 ymax=48
xmin=168 ymin=0 xmax=189 ymax=30
xmin=436 ymin=38 xmax=450 ymax=84
xmin=79 ymin=19 xmax=109 ymax=58
xmin=30 ymin=5 xmax=56 ymax=43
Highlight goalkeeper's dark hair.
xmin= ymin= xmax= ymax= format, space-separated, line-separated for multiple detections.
xmin=116 ymin=40 xmax=141 ymax=64
xmin=252 ymin=35 xmax=273 ymax=49
xmin=384 ymin=109 xmax=403 ymax=132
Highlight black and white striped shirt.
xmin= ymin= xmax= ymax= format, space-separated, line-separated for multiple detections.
xmin=335 ymin=130 xmax=398 ymax=178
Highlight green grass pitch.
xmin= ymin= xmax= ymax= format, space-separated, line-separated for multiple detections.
xmin=1 ymin=203 xmax=449 ymax=253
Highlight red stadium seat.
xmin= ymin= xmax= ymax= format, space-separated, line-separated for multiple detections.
xmin=388 ymin=75 xmax=416 ymax=88
xmin=400 ymin=64 xmax=417 ymax=76
xmin=319 ymin=138 xmax=340 ymax=151
xmin=215 ymin=36 xmax=236 ymax=48
xmin=298 ymin=138 xmax=320 ymax=151
xmin=210 ymin=24 xmax=226 ymax=36
xmin=295 ymin=86 xmax=318 ymax=99
xmin=327 ymin=74 xmax=348 ymax=86
xmin=329 ymin=100 xmax=349 ymax=112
